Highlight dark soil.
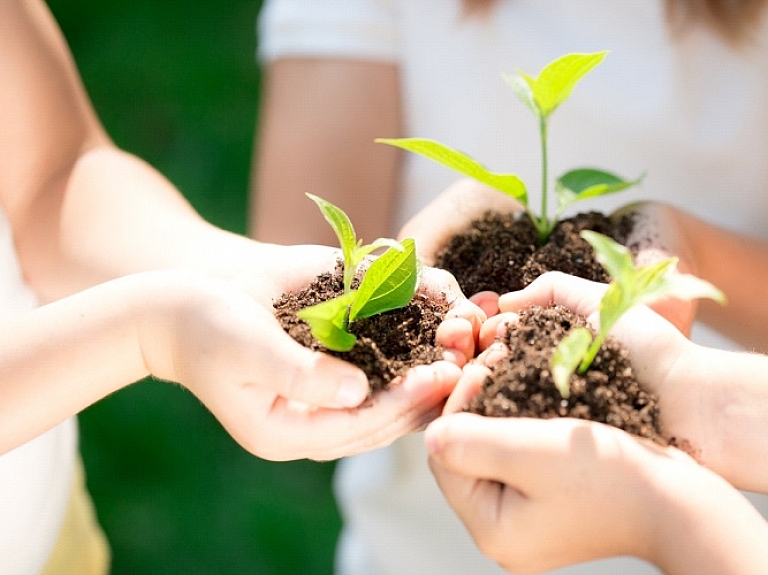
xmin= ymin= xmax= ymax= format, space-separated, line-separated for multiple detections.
xmin=467 ymin=304 xmax=673 ymax=444
xmin=434 ymin=210 xmax=628 ymax=296
xmin=273 ymin=268 xmax=447 ymax=394
xmin=441 ymin=210 xmax=691 ymax=449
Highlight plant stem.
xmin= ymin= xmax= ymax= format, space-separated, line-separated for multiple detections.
xmin=578 ymin=334 xmax=604 ymax=374
xmin=538 ymin=113 xmax=550 ymax=243
xmin=343 ymin=264 xmax=354 ymax=295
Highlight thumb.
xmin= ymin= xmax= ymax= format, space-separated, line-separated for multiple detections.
xmin=250 ymin=316 xmax=370 ymax=408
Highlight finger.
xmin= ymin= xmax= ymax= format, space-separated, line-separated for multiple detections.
xmin=428 ymin=455 xmax=512 ymax=542
xmin=469 ymin=291 xmax=500 ymax=317
xmin=475 ymin=342 xmax=510 ymax=368
xmin=497 ymin=272 xmax=607 ymax=320
xmin=443 ymin=362 xmax=489 ymax=414
xmin=236 ymin=304 xmax=371 ymax=409
xmin=425 ymin=413 xmax=592 ymax=486
xmin=436 ymin=317 xmax=475 ymax=366
xmin=257 ymin=360 xmax=462 ymax=461
xmin=478 ymin=312 xmax=516 ymax=351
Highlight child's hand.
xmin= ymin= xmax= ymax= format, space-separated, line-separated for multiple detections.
xmin=138 ymin=244 xmax=465 ymax=462
xmin=425 ymin=412 xmax=767 ymax=574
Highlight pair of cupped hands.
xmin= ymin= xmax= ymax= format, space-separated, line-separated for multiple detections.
xmin=170 ymin=179 xmax=740 ymax=570
xmin=217 ymin=180 xmax=692 ymax=462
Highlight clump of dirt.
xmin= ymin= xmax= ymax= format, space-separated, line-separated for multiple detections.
xmin=273 ymin=269 xmax=447 ymax=394
xmin=434 ymin=211 xmax=626 ymax=295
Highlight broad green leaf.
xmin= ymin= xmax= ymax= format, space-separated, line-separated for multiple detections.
xmin=551 ymin=327 xmax=593 ymax=399
xmin=350 ymin=238 xmax=419 ymax=321
xmin=350 ymin=238 xmax=404 ymax=271
xmin=306 ymin=193 xmax=357 ymax=263
xmin=598 ymin=281 xmax=631 ymax=339
xmin=580 ymin=230 xmax=634 ymax=286
xmin=529 ymin=52 xmax=608 ymax=118
xmin=503 ymin=72 xmax=537 ymax=114
xmin=297 ymin=292 xmax=357 ymax=352
xmin=376 ymin=138 xmax=528 ymax=204
xmin=556 ymin=169 xmax=644 ymax=213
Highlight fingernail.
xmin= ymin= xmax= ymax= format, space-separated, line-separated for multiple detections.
xmin=335 ymin=375 xmax=368 ymax=407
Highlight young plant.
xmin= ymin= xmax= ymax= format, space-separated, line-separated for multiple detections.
xmin=550 ymin=230 xmax=726 ymax=398
xmin=377 ymin=51 xmax=643 ymax=243
xmin=296 ymin=193 xmax=420 ymax=352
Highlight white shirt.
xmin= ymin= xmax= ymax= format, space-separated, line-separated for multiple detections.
xmin=0 ymin=207 xmax=77 ymax=574
xmin=259 ymin=2 xmax=768 ymax=573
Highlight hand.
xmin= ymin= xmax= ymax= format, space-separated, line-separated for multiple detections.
xmin=473 ymin=271 xmax=707 ymax=453
xmin=139 ymin=242 xmax=472 ymax=461
xmin=425 ymin=412 xmax=768 ymax=574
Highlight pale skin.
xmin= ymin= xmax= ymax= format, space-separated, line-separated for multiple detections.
xmin=0 ymin=0 xmax=484 ymax=461
xmin=427 ymin=272 xmax=768 ymax=574
xmin=252 ymin=54 xmax=768 ymax=351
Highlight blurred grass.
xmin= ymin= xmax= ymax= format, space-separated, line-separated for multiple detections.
xmin=45 ymin=1 xmax=341 ymax=573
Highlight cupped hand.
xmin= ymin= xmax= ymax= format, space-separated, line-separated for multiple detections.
xmin=471 ymin=271 xmax=708 ymax=461
xmin=424 ymin=412 xmax=740 ymax=574
xmin=138 ymin=241 xmax=471 ymax=461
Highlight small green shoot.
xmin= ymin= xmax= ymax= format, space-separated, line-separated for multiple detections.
xmin=550 ymin=231 xmax=726 ymax=398
xmin=297 ymin=194 xmax=420 ymax=352
xmin=377 ymin=52 xmax=643 ymax=243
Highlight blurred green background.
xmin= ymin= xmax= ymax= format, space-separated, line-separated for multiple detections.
xmin=45 ymin=1 xmax=342 ymax=573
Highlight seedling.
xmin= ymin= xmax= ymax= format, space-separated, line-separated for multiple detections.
xmin=297 ymin=193 xmax=420 ymax=352
xmin=550 ymin=231 xmax=726 ymax=398
xmin=377 ymin=51 xmax=643 ymax=243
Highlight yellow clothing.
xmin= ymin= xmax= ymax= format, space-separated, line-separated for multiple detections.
xmin=41 ymin=459 xmax=110 ymax=575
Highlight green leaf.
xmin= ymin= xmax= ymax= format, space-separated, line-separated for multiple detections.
xmin=305 ymin=193 xmax=357 ymax=264
xmin=632 ymin=258 xmax=678 ymax=299
xmin=349 ymin=238 xmax=403 ymax=272
xmin=376 ymin=138 xmax=528 ymax=204
xmin=551 ymin=327 xmax=593 ymax=399
xmin=556 ymin=169 xmax=644 ymax=213
xmin=527 ymin=51 xmax=608 ymax=118
xmin=580 ymin=230 xmax=635 ymax=286
xmin=350 ymin=238 xmax=419 ymax=321
xmin=598 ymin=282 xmax=631 ymax=340
xmin=642 ymin=267 xmax=727 ymax=306
xmin=297 ymin=292 xmax=357 ymax=352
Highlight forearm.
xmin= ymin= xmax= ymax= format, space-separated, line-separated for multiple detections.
xmin=671 ymin=206 xmax=768 ymax=351
xmin=648 ymin=458 xmax=768 ymax=575
xmin=1 ymin=0 xmax=249 ymax=300
xmin=667 ymin=344 xmax=768 ymax=492
xmin=0 ymin=273 xmax=163 ymax=454
xmin=250 ymin=58 xmax=402 ymax=244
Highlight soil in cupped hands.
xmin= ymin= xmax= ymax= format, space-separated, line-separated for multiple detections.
xmin=273 ymin=268 xmax=448 ymax=395
xmin=437 ymin=209 xmax=693 ymax=451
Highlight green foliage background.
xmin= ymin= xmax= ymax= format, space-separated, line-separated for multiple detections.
xmin=45 ymin=1 xmax=341 ymax=573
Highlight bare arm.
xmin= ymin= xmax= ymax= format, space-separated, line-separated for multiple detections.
xmin=0 ymin=0 xmax=227 ymax=301
xmin=250 ymin=58 xmax=403 ymax=244
xmin=671 ymin=206 xmax=768 ymax=352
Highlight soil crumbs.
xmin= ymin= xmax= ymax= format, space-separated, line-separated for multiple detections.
xmin=273 ymin=269 xmax=447 ymax=394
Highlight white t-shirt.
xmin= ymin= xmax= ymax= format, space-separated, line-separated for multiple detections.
xmin=0 ymin=207 xmax=77 ymax=574
xmin=259 ymin=1 xmax=768 ymax=573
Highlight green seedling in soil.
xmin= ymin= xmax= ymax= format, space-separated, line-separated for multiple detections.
xmin=377 ymin=51 xmax=643 ymax=243
xmin=297 ymin=193 xmax=420 ymax=352
xmin=550 ymin=230 xmax=726 ymax=398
